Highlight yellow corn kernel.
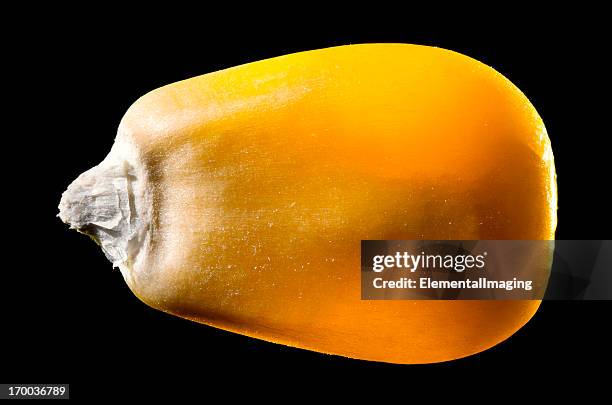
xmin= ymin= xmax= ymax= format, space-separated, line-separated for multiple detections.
xmin=59 ymin=44 xmax=557 ymax=364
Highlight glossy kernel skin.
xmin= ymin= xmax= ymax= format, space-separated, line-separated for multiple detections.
xmin=118 ymin=44 xmax=557 ymax=364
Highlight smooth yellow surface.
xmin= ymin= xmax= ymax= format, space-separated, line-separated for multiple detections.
xmin=118 ymin=44 xmax=557 ymax=364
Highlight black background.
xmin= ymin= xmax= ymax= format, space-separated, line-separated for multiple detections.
xmin=4 ymin=12 xmax=611 ymax=400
